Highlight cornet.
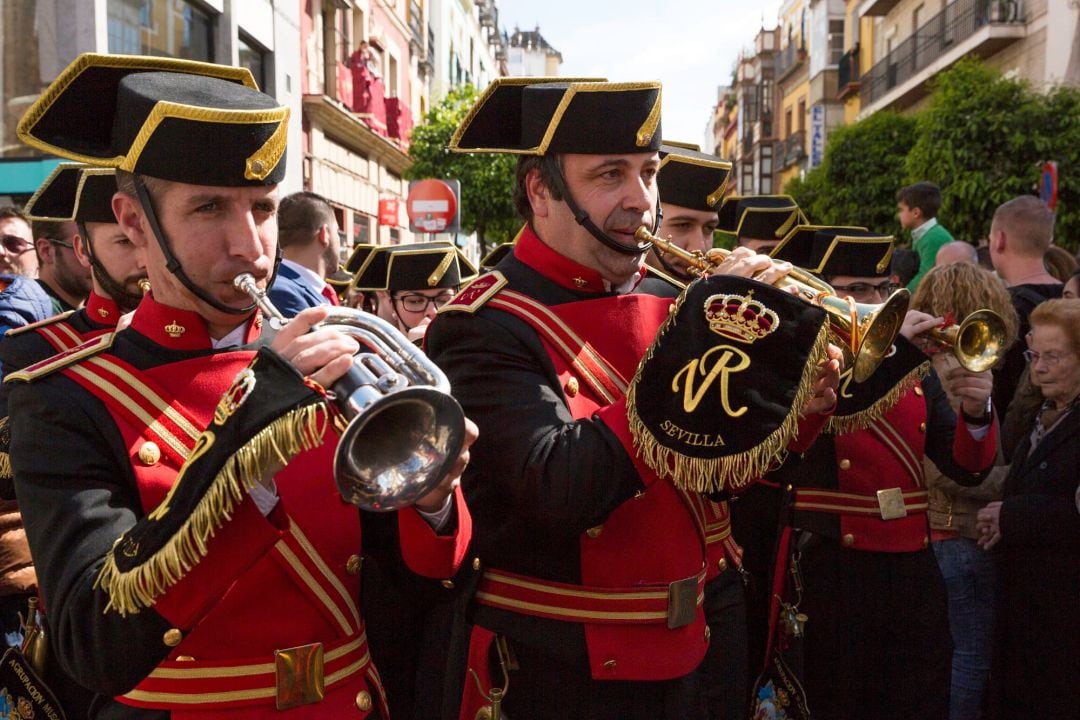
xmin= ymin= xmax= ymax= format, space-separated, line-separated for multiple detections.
xmin=926 ymin=309 xmax=1008 ymax=372
xmin=635 ymin=226 xmax=911 ymax=383
xmin=235 ymin=273 xmax=466 ymax=512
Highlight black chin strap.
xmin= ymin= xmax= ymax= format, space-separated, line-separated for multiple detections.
xmin=541 ymin=156 xmax=658 ymax=257
xmin=133 ymin=175 xmax=260 ymax=316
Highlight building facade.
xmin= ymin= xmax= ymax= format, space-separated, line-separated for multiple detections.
xmin=506 ymin=25 xmax=562 ymax=76
xmin=731 ymin=29 xmax=780 ymax=196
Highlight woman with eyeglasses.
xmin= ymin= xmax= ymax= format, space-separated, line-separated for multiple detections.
xmin=909 ymin=262 xmax=1019 ymax=720
xmin=976 ymin=298 xmax=1080 ymax=720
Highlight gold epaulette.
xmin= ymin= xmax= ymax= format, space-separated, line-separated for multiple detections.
xmin=4 ymin=332 xmax=115 ymax=384
xmin=3 ymin=310 xmax=76 ymax=337
xmin=437 ymin=270 xmax=508 ymax=315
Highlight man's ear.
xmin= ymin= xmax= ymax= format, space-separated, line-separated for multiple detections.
xmin=113 ymin=192 xmax=149 ymax=249
xmin=33 ymin=237 xmax=54 ymax=265
xmin=72 ymin=232 xmax=93 ymax=270
xmin=316 ymin=223 xmax=330 ymax=248
xmin=912 ymin=206 xmax=924 ymax=222
xmin=525 ymin=167 xmax=550 ymax=219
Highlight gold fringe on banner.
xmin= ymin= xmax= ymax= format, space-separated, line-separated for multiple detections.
xmin=94 ymin=403 xmax=328 ymax=616
xmin=626 ymin=302 xmax=831 ymax=494
xmin=0 ymin=416 xmax=12 ymax=480
xmin=824 ymin=362 xmax=929 ymax=435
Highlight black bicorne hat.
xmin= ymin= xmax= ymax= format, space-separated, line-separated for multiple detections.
xmin=717 ymin=195 xmax=805 ymax=241
xmin=771 ymin=224 xmax=868 ymax=269
xmin=657 ymin=143 xmax=732 ymax=213
xmin=344 ymin=243 xmax=378 ymax=275
xmin=808 ymin=228 xmax=895 ymax=278
xmin=18 ymin=53 xmax=287 ymax=186
xmin=352 ymin=242 xmax=479 ymax=292
xmin=451 ymin=77 xmax=662 ymax=155
xmin=479 ymin=241 xmax=515 ymax=271
xmin=24 ymin=163 xmax=119 ymax=224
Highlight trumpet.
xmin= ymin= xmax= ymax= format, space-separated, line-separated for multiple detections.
xmin=635 ymin=226 xmax=910 ymax=383
xmin=926 ymin=309 xmax=1008 ymax=372
xmin=235 ymin=273 xmax=466 ymax=512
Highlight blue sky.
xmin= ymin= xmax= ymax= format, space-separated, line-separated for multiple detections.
xmin=495 ymin=0 xmax=784 ymax=148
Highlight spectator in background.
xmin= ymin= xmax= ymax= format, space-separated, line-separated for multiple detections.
xmin=988 ymin=196 xmax=1062 ymax=430
xmin=0 ymin=207 xmax=39 ymax=278
xmin=910 ymin=262 xmax=1019 ymax=720
xmin=889 ymin=246 xmax=920 ymax=289
xmin=935 ymin=240 xmax=979 ymax=266
xmin=977 ymin=298 xmax=1080 ymax=720
xmin=1043 ymin=244 xmax=1078 ymax=283
xmin=1063 ymin=268 xmax=1080 ymax=299
xmin=898 ymin=181 xmax=954 ymax=291
xmin=31 ymin=218 xmax=91 ymax=313
xmin=267 ymin=191 xmax=342 ymax=316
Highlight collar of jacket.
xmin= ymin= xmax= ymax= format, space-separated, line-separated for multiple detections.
xmin=128 ymin=292 xmax=262 ymax=350
xmin=515 ymin=224 xmax=645 ymax=294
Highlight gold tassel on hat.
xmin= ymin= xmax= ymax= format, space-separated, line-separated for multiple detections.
xmin=94 ymin=403 xmax=328 ymax=616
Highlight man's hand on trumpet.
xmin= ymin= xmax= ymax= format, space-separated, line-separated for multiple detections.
xmin=270 ymin=305 xmax=360 ymax=388
xmin=703 ymin=246 xmax=794 ymax=285
xmin=802 ymin=343 xmax=845 ymax=416
xmin=414 ymin=417 xmax=480 ymax=513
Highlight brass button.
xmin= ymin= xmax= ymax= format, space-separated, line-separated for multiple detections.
xmin=250 ymin=159 xmax=266 ymax=175
xmin=914 ymin=386 xmax=924 ymax=397
xmin=176 ymin=655 xmax=195 ymax=662
xmin=472 ymin=557 xmax=481 ymax=571
xmin=923 ymin=535 xmax=930 ymax=548
xmin=602 ymin=658 xmax=617 ymax=669
xmin=441 ymin=579 xmax=455 ymax=589
xmin=785 ymin=484 xmax=794 ymax=492
xmin=919 ymin=422 xmax=927 ymax=433
xmin=717 ymin=558 xmax=728 ymax=573
xmin=705 ymin=625 xmax=712 ymax=643
xmin=355 ymin=690 xmax=372 ymax=712
xmin=842 ymin=533 xmax=855 ymax=547
xmin=475 ymin=708 xmax=493 ymax=720
xmin=163 ymin=628 xmax=183 ymax=647
xmin=668 ymin=303 xmax=677 ymax=315
xmin=586 ymin=525 xmax=603 ymax=539
xmin=565 ymin=377 xmax=580 ymax=397
xmin=138 ymin=441 xmax=161 ymax=466
xmin=839 ymin=458 xmax=851 ymax=470
xmin=345 ymin=555 xmax=362 ymax=575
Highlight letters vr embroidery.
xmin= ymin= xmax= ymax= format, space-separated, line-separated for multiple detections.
xmin=704 ymin=290 xmax=780 ymax=343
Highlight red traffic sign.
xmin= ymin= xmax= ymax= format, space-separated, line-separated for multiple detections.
xmin=378 ymin=198 xmax=399 ymax=226
xmin=407 ymin=179 xmax=458 ymax=233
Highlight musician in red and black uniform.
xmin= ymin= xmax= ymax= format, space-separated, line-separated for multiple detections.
xmin=7 ymin=54 xmax=474 ymax=718
xmin=426 ymin=78 xmax=842 ymax=720
xmin=766 ymin=228 xmax=998 ymax=719
xmin=717 ymin=194 xmax=806 ymax=254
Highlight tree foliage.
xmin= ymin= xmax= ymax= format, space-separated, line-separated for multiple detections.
xmin=405 ymin=85 xmax=519 ymax=253
xmin=789 ymin=57 xmax=1080 ymax=252
xmin=787 ymin=111 xmax=917 ymax=235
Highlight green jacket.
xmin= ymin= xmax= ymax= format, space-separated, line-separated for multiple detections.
xmin=906 ymin=221 xmax=954 ymax=291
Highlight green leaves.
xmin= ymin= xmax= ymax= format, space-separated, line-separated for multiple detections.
xmin=788 ymin=57 xmax=1079 ymax=252
xmin=405 ymin=86 xmax=519 ymax=253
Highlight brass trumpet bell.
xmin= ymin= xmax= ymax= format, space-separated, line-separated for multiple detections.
xmin=926 ymin=309 xmax=1008 ymax=373
xmin=635 ymin=227 xmax=910 ymax=383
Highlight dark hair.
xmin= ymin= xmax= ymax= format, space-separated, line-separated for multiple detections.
xmin=31 ymin=219 xmax=74 ymax=243
xmin=889 ymin=247 xmax=920 ymax=287
xmin=513 ymin=155 xmax=564 ymax=222
xmin=0 ymin=206 xmax=30 ymax=225
xmin=277 ymin=191 xmax=337 ymax=249
xmin=896 ymin=182 xmax=942 ymax=219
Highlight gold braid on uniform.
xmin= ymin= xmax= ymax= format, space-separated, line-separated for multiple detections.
xmin=0 ymin=416 xmax=11 ymax=481
xmin=626 ymin=289 xmax=831 ymax=493
xmin=825 ymin=362 xmax=929 ymax=435
xmin=95 ymin=401 xmax=329 ymax=616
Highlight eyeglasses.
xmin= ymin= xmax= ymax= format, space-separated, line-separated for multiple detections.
xmin=1 ymin=234 xmax=34 ymax=255
xmin=48 ymin=238 xmax=74 ymax=250
xmin=1023 ymin=349 xmax=1074 ymax=367
xmin=830 ymin=281 xmax=898 ymax=298
xmin=394 ymin=293 xmax=454 ymax=313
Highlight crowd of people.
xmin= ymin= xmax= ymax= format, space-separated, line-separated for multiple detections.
xmin=0 ymin=53 xmax=1075 ymax=720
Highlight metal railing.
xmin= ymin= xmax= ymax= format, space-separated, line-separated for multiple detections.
xmin=776 ymin=42 xmax=807 ymax=81
xmin=409 ymin=0 xmax=424 ymax=47
xmin=860 ymin=0 xmax=1024 ymax=105
xmin=781 ymin=130 xmax=806 ymax=168
xmin=837 ymin=46 xmax=860 ymax=94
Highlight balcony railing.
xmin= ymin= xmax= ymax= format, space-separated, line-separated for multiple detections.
xmin=781 ymin=130 xmax=807 ymax=169
xmin=776 ymin=43 xmax=807 ymax=82
xmin=860 ymin=0 xmax=1025 ymax=106
xmin=837 ymin=46 xmax=860 ymax=99
xmin=408 ymin=0 xmax=423 ymax=47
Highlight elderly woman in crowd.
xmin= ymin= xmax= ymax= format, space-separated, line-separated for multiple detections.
xmin=976 ymin=298 xmax=1080 ymax=719
xmin=910 ymin=262 xmax=1019 ymax=720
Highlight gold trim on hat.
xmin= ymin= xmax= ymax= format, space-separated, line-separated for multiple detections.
xmin=119 ymin=101 xmax=290 ymax=176
xmin=536 ymin=81 xmax=662 ymax=156
xmin=74 ymin=167 xmax=119 ymax=220
xmin=24 ymin=162 xmax=83 ymax=221
xmin=449 ymin=76 xmax=606 ymax=153
xmin=427 ymin=249 xmax=456 ymax=287
xmin=658 ymin=152 xmax=733 ymax=209
xmin=811 ymin=233 xmax=896 ymax=276
xmin=17 ymin=53 xmax=258 ymax=164
xmin=731 ymin=200 xmax=806 ymax=238
xmin=769 ymin=224 xmax=867 ymax=261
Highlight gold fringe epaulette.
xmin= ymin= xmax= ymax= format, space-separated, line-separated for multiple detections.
xmin=0 ymin=416 xmax=10 ymax=480
xmin=825 ymin=361 xmax=930 ymax=435
xmin=94 ymin=403 xmax=328 ymax=616
xmin=3 ymin=310 xmax=75 ymax=337
xmin=626 ymin=292 xmax=832 ymax=494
